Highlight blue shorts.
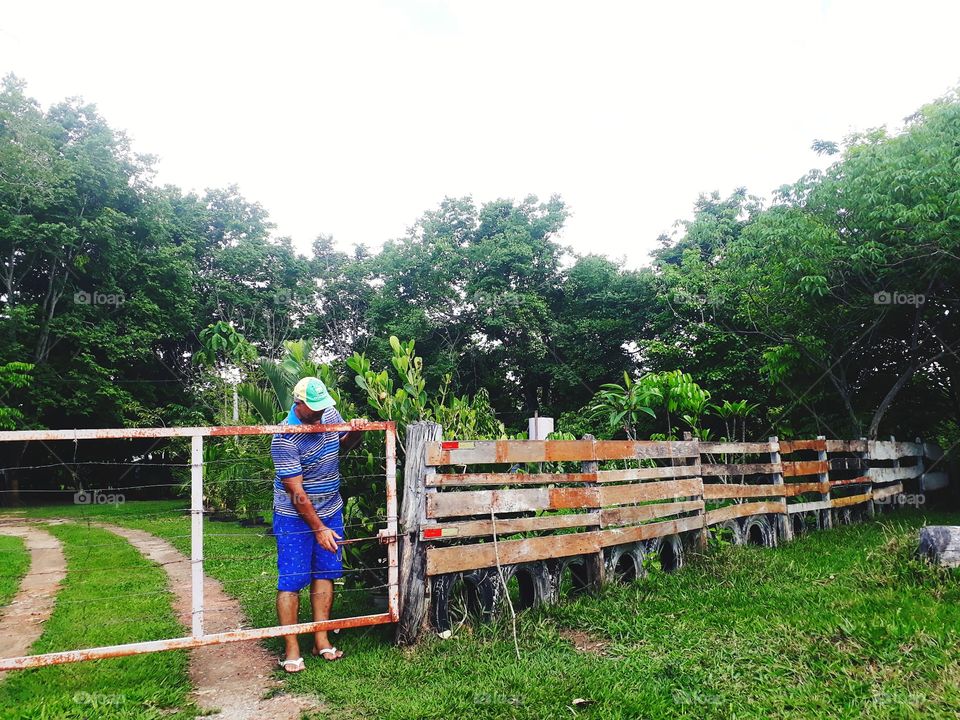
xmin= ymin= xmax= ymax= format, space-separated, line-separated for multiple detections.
xmin=274 ymin=509 xmax=344 ymax=591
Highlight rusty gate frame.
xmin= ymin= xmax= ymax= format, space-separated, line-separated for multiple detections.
xmin=0 ymin=420 xmax=398 ymax=671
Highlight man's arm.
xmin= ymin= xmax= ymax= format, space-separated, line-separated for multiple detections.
xmin=281 ymin=474 xmax=340 ymax=552
xmin=338 ymin=417 xmax=367 ymax=455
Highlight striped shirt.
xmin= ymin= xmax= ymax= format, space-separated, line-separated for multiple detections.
xmin=271 ymin=404 xmax=346 ymax=519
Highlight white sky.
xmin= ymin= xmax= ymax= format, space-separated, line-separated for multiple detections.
xmin=1 ymin=0 xmax=958 ymax=268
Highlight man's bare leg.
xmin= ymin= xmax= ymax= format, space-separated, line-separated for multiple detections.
xmin=276 ymin=590 xmax=302 ymax=662
xmin=310 ymin=578 xmax=342 ymax=659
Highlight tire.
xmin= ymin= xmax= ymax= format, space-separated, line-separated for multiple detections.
xmin=709 ymin=519 xmax=744 ymax=546
xmin=645 ymin=534 xmax=684 ymax=573
xmin=605 ymin=543 xmax=645 ymax=584
xmin=742 ymin=516 xmax=776 ymax=547
xmin=832 ymin=507 xmax=853 ymax=526
xmin=549 ymin=556 xmax=593 ymax=601
xmin=429 ymin=569 xmax=496 ymax=635
xmin=491 ymin=562 xmax=552 ymax=612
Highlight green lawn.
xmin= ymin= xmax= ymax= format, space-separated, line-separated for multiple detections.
xmin=4 ymin=502 xmax=959 ymax=719
xmin=0 ymin=534 xmax=29 ymax=607
xmin=0 ymin=521 xmax=197 ymax=720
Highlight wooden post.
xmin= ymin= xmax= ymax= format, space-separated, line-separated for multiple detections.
xmin=817 ymin=435 xmax=832 ymax=529
xmin=396 ymin=421 xmax=442 ymax=645
xmin=683 ymin=432 xmax=707 ymax=551
xmin=890 ymin=434 xmax=900 ymax=511
xmin=769 ymin=436 xmax=790 ymax=544
xmin=581 ymin=434 xmax=604 ymax=592
xmin=861 ymin=437 xmax=874 ymax=519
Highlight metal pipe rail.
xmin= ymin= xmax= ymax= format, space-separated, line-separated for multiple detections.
xmin=0 ymin=420 xmax=398 ymax=672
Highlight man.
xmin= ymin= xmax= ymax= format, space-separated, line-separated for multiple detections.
xmin=271 ymin=376 xmax=365 ymax=672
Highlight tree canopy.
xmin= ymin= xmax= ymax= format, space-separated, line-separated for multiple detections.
xmin=2 ymin=75 xmax=958 ymax=453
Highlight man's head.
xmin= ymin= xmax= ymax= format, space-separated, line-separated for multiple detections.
xmin=292 ymin=377 xmax=335 ymax=423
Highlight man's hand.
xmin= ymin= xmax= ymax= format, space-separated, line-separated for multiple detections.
xmin=315 ymin=525 xmax=342 ymax=553
xmin=339 ymin=417 xmax=367 ymax=454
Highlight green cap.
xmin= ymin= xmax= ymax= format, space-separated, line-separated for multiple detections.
xmin=293 ymin=377 xmax=335 ymax=411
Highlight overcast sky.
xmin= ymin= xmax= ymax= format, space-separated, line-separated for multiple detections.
xmin=1 ymin=0 xmax=958 ymax=267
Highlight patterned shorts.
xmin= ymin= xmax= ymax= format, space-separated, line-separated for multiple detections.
xmin=273 ymin=509 xmax=344 ymax=591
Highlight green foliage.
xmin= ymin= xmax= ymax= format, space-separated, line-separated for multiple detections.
xmin=588 ymin=371 xmax=659 ymax=440
xmin=0 ymin=361 xmax=33 ymax=429
xmin=348 ymin=335 xmax=506 ymax=451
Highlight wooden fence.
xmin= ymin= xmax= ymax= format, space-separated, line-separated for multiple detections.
xmin=395 ymin=423 xmax=949 ymax=642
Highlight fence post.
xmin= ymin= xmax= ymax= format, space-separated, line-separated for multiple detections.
xmin=770 ymin=436 xmax=790 ymax=543
xmin=890 ymin=435 xmax=900 ymax=510
xmin=581 ymin=434 xmax=604 ymax=591
xmin=396 ymin=421 xmax=442 ymax=645
xmin=817 ymin=435 xmax=832 ymax=530
xmin=861 ymin=437 xmax=873 ymax=519
xmin=190 ymin=434 xmax=204 ymax=638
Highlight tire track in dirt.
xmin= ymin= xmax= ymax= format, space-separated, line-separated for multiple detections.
xmin=99 ymin=523 xmax=324 ymax=720
xmin=0 ymin=522 xmax=66 ymax=680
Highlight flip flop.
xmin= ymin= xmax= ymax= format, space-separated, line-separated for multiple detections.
xmin=278 ymin=657 xmax=305 ymax=673
xmin=312 ymin=646 xmax=344 ymax=661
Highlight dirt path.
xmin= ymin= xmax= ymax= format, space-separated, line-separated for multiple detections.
xmin=99 ymin=524 xmax=324 ymax=720
xmin=0 ymin=523 xmax=66 ymax=679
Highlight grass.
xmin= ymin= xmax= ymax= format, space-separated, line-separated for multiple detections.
xmin=0 ymin=521 xmax=197 ymax=720
xmin=4 ymin=502 xmax=960 ymax=718
xmin=0 ymin=534 xmax=30 ymax=607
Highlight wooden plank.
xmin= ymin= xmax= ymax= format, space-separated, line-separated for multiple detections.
xmin=600 ymin=500 xmax=704 ymax=528
xmin=896 ymin=441 xmax=922 ymax=457
xmin=596 ymin=465 xmax=700 ymax=482
xmin=867 ymin=466 xmax=921 ymax=482
xmin=872 ymin=483 xmax=903 ymax=502
xmin=784 ymin=481 xmax=831 ymax=495
xmin=426 ymin=486 xmax=600 ymax=518
xmin=700 ymin=462 xmax=779 ymax=477
xmin=782 ymin=460 xmax=828 ymax=477
xmin=598 ymin=514 xmax=705 ymax=547
xmin=428 ymin=464 xmax=708 ymax=485
xmin=829 ymin=475 xmax=871 ymax=488
xmin=825 ymin=439 xmax=868 ymax=453
xmin=599 ymin=478 xmax=703 ymax=506
xmin=868 ymin=441 xmax=913 ymax=461
xmin=705 ymin=501 xmax=786 ymax=525
xmin=703 ymin=483 xmax=784 ymax=500
xmin=420 ymin=511 xmax=601 ymax=540
xmin=700 ymin=442 xmax=773 ymax=454
xmin=831 ymin=493 xmax=872 ymax=509
xmin=787 ymin=499 xmax=832 ymax=513
xmin=426 ymin=439 xmax=699 ymax=466
xmin=425 ymin=530 xmax=599 ymax=575
xmin=779 ymin=439 xmax=826 ymax=454
xmin=427 ymin=472 xmax=597 ymax=487
xmin=922 ymin=472 xmax=949 ymax=492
